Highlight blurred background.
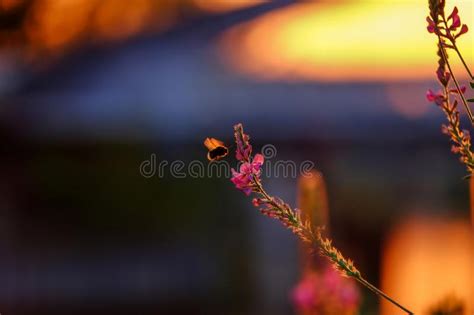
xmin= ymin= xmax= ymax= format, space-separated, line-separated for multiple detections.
xmin=0 ymin=0 xmax=473 ymax=314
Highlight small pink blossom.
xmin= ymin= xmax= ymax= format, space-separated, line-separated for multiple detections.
xmin=426 ymin=16 xmax=437 ymax=33
xmin=292 ymin=273 xmax=318 ymax=311
xmin=236 ymin=143 xmax=252 ymax=162
xmin=436 ymin=67 xmax=450 ymax=85
xmin=234 ymin=123 xmax=252 ymax=162
xmin=450 ymin=16 xmax=461 ymax=29
xmin=449 ymin=85 xmax=466 ymax=94
xmin=230 ymin=154 xmax=265 ymax=195
xmin=426 ymin=89 xmax=445 ymax=106
xmin=447 ymin=7 xmax=459 ymax=23
xmin=455 ymin=24 xmax=469 ymax=38
xmin=252 ymin=198 xmax=263 ymax=207
xmin=427 ymin=6 xmax=468 ymax=39
xmin=445 ymin=7 xmax=469 ymax=39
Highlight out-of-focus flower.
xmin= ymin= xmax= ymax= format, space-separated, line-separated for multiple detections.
xmin=292 ymin=266 xmax=360 ymax=315
xmin=292 ymin=273 xmax=319 ymax=311
xmin=427 ymin=294 xmax=464 ymax=315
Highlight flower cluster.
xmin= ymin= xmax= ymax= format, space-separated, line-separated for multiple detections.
xmin=230 ymin=124 xmax=361 ymax=275
xmin=427 ymin=4 xmax=468 ymax=43
xmin=426 ymin=86 xmax=465 ymax=106
xmin=292 ymin=266 xmax=360 ymax=315
xmin=426 ymin=1 xmax=474 ymax=174
xmin=224 ymin=123 xmax=412 ymax=314
xmin=230 ymin=154 xmax=264 ymax=195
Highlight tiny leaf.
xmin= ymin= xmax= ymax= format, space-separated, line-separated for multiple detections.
xmin=468 ymin=98 xmax=474 ymax=103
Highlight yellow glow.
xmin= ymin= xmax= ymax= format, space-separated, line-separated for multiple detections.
xmin=381 ymin=216 xmax=472 ymax=315
xmin=219 ymin=0 xmax=474 ymax=81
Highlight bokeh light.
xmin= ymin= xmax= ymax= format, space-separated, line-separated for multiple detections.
xmin=381 ymin=216 xmax=472 ymax=315
xmin=219 ymin=0 xmax=474 ymax=81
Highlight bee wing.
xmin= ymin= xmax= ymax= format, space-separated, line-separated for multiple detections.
xmin=204 ymin=137 xmax=225 ymax=150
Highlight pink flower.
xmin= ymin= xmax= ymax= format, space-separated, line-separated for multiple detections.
xmin=449 ymin=85 xmax=466 ymax=94
xmin=291 ymin=273 xmax=318 ymax=311
xmin=426 ymin=89 xmax=445 ymax=106
xmin=455 ymin=24 xmax=468 ymax=38
xmin=426 ymin=16 xmax=437 ymax=33
xmin=236 ymin=138 xmax=252 ymax=162
xmin=252 ymin=198 xmax=261 ymax=207
xmin=436 ymin=67 xmax=450 ymax=85
xmin=230 ymin=154 xmax=265 ymax=195
xmin=234 ymin=123 xmax=252 ymax=162
xmin=448 ymin=8 xmax=461 ymax=30
xmin=428 ymin=6 xmax=468 ymax=39
xmin=292 ymin=267 xmax=360 ymax=314
xmin=450 ymin=15 xmax=460 ymax=29
xmin=445 ymin=7 xmax=468 ymax=39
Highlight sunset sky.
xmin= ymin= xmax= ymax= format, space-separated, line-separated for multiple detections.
xmin=218 ymin=0 xmax=474 ymax=81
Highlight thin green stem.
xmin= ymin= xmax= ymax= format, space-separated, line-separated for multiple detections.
xmin=356 ymin=277 xmax=413 ymax=315
xmin=252 ymin=178 xmax=413 ymax=314
xmin=442 ymin=17 xmax=474 ymax=80
xmin=453 ymin=44 xmax=474 ymax=79
xmin=438 ymin=37 xmax=474 ymax=126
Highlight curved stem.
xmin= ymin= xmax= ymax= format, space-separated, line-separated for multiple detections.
xmin=453 ymin=44 xmax=474 ymax=80
xmin=438 ymin=37 xmax=474 ymax=126
xmin=442 ymin=17 xmax=474 ymax=80
xmin=356 ymin=277 xmax=413 ymax=314
xmin=252 ymin=178 xmax=413 ymax=314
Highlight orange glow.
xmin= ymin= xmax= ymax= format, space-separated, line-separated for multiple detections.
xmin=193 ymin=0 xmax=266 ymax=13
xmin=381 ymin=216 xmax=472 ymax=315
xmin=15 ymin=0 xmax=262 ymax=58
xmin=297 ymin=171 xmax=329 ymax=271
xmin=24 ymin=0 xmax=183 ymax=56
xmin=0 ymin=0 xmax=24 ymax=10
xmin=470 ymin=177 xmax=474 ymax=313
xmin=93 ymin=0 xmax=155 ymax=40
xmin=219 ymin=0 xmax=474 ymax=82
xmin=26 ymin=0 xmax=94 ymax=52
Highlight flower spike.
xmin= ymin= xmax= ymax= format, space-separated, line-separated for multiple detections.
xmin=214 ymin=124 xmax=413 ymax=314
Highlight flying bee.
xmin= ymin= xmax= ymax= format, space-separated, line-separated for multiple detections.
xmin=204 ymin=137 xmax=229 ymax=161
